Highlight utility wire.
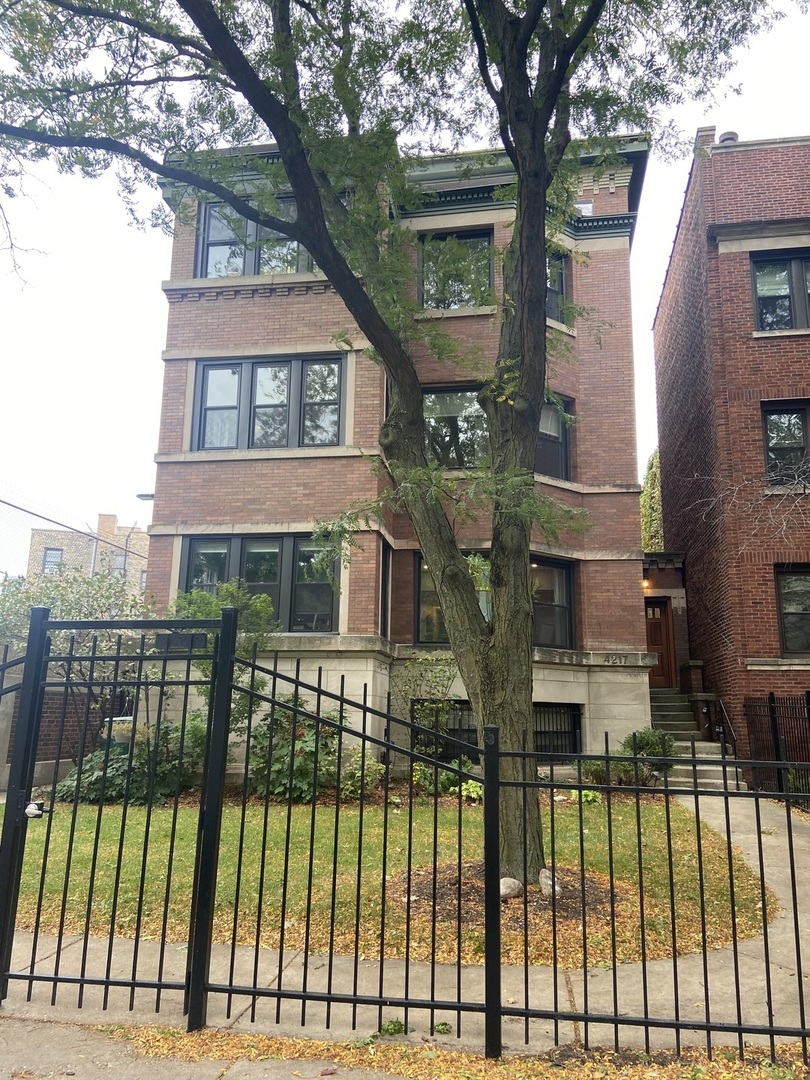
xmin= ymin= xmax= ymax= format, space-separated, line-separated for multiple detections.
xmin=0 ymin=497 xmax=148 ymax=561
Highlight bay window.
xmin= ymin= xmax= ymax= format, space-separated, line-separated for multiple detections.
xmin=183 ymin=536 xmax=337 ymax=633
xmin=195 ymin=356 xmax=342 ymax=451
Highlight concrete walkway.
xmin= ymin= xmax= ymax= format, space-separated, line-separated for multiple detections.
xmin=1 ymin=793 xmax=809 ymax=1065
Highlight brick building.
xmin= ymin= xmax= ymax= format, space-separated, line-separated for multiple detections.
xmin=27 ymin=513 xmax=149 ymax=594
xmin=654 ymin=127 xmax=810 ymax=750
xmin=147 ymin=142 xmax=653 ymax=750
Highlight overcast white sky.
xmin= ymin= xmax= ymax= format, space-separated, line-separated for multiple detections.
xmin=0 ymin=5 xmax=808 ymax=577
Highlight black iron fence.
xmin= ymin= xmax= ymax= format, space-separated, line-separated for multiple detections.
xmin=0 ymin=609 xmax=809 ymax=1061
xmin=745 ymin=692 xmax=810 ymax=798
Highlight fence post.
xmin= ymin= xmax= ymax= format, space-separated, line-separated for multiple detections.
xmin=483 ymin=724 xmax=502 ymax=1059
xmin=767 ymin=692 xmax=788 ymax=795
xmin=0 ymin=607 xmax=50 ymax=1004
xmin=186 ymin=606 xmax=238 ymax=1031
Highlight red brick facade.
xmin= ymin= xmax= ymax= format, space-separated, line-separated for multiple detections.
xmin=654 ymin=128 xmax=810 ymax=751
xmin=146 ymin=144 xmax=654 ymax=744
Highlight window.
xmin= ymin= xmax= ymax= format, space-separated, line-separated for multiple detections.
xmin=417 ymin=555 xmax=573 ymax=649
xmin=423 ymin=387 xmax=572 ymax=479
xmin=536 ymin=399 xmax=572 ymax=479
xmin=197 ymin=201 xmax=313 ymax=279
xmin=546 ymin=254 xmax=568 ymax=323
xmin=753 ymin=254 xmax=810 ymax=330
xmin=531 ymin=559 xmax=574 ymax=649
xmin=42 ymin=548 xmax=63 ymax=575
xmin=411 ymin=700 xmax=581 ymax=761
xmin=140 ymin=569 xmax=148 ymax=592
xmin=776 ymin=568 xmax=810 ymax=654
xmin=763 ymin=404 xmax=809 ymax=484
xmin=417 ymin=557 xmax=491 ymax=644
xmin=195 ymin=356 xmax=342 ymax=451
xmin=423 ymin=388 xmax=488 ymax=468
xmin=109 ymin=551 xmax=127 ymax=579
xmin=420 ymin=230 xmax=494 ymax=309
xmin=183 ymin=536 xmax=338 ymax=633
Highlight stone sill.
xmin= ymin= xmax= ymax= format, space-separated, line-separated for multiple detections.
xmin=753 ymin=328 xmax=810 ymax=339
xmin=746 ymin=657 xmax=810 ymax=670
xmin=154 ymin=446 xmax=377 ymax=464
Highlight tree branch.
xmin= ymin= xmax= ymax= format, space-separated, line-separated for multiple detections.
xmin=0 ymin=121 xmax=306 ymax=240
xmin=514 ymin=0 xmax=547 ymax=56
xmin=461 ymin=0 xmax=516 ymax=166
xmin=25 ymin=0 xmax=217 ymax=64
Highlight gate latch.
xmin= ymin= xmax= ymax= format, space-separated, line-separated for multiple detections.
xmin=24 ymin=801 xmax=52 ymax=819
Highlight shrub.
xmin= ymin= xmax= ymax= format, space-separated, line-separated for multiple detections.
xmin=54 ymin=717 xmax=208 ymax=805
xmin=411 ymin=756 xmax=478 ymax=797
xmin=248 ymin=696 xmax=343 ymax=801
xmin=619 ymin=728 xmax=676 ymax=759
xmin=336 ymin=746 xmax=385 ymax=801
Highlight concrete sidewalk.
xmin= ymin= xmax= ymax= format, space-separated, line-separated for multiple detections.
xmin=1 ymin=793 xmax=809 ymax=1066
xmin=0 ymin=1013 xmax=407 ymax=1080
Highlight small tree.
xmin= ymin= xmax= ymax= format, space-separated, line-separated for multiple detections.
xmin=0 ymin=565 xmax=151 ymax=656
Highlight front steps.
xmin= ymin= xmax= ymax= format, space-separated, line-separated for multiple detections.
xmin=649 ymin=689 xmax=745 ymax=790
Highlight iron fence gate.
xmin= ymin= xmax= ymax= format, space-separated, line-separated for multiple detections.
xmin=1 ymin=608 xmax=810 ymax=1061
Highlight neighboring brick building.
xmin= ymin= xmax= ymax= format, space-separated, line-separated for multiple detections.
xmin=27 ymin=513 xmax=149 ymax=594
xmin=654 ymin=127 xmax=810 ymax=751
xmin=147 ymin=142 xmax=653 ymax=750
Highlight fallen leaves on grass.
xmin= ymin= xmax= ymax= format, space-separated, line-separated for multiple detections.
xmin=103 ymin=1025 xmax=810 ymax=1080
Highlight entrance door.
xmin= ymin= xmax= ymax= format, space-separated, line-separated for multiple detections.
xmin=645 ymin=598 xmax=675 ymax=688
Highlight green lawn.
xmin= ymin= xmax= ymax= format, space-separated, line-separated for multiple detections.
xmin=5 ymin=795 xmax=770 ymax=968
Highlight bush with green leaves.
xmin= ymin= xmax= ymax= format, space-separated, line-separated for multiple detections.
xmin=54 ymin=717 xmax=208 ymax=805
xmin=619 ymin=729 xmax=676 ymax=760
xmin=335 ymin=746 xmax=385 ymax=801
xmin=248 ymin=695 xmax=345 ymax=801
xmin=579 ymin=730 xmax=676 ymax=788
xmin=411 ymin=756 xmax=478 ymax=797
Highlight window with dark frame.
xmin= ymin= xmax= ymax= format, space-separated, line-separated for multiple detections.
xmin=546 ymin=254 xmax=568 ymax=323
xmin=753 ymin=253 xmax=810 ymax=330
xmin=410 ymin=699 xmax=581 ymax=761
xmin=417 ymin=554 xmax=573 ymax=649
xmin=422 ymin=387 xmax=572 ymax=479
xmin=763 ymin=403 xmax=809 ymax=484
xmin=183 ymin=535 xmax=338 ymax=633
xmin=537 ymin=399 xmax=572 ymax=479
xmin=195 ymin=356 xmax=342 ymax=451
xmin=776 ymin=567 xmax=810 ymax=655
xmin=423 ymin=388 xmax=488 ymax=468
xmin=42 ymin=547 xmax=63 ymax=575
xmin=419 ymin=230 xmax=494 ymax=309
xmin=198 ymin=201 xmax=313 ymax=279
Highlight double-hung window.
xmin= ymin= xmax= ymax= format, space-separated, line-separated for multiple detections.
xmin=183 ymin=535 xmax=337 ymax=633
xmin=776 ymin=568 xmax=810 ymax=654
xmin=198 ymin=201 xmax=313 ymax=278
xmin=531 ymin=559 xmax=573 ymax=649
xmin=417 ymin=554 xmax=573 ymax=648
xmin=109 ymin=551 xmax=127 ymax=579
xmin=763 ymin=403 xmax=809 ymax=484
xmin=196 ymin=356 xmax=342 ymax=451
xmin=536 ymin=399 xmax=572 ymax=479
xmin=546 ymin=254 xmax=568 ymax=323
xmin=42 ymin=547 xmax=63 ymax=575
xmin=753 ymin=254 xmax=810 ymax=330
xmin=420 ymin=230 xmax=494 ymax=309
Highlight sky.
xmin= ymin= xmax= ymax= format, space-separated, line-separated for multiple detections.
xmin=0 ymin=5 xmax=808 ymax=578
